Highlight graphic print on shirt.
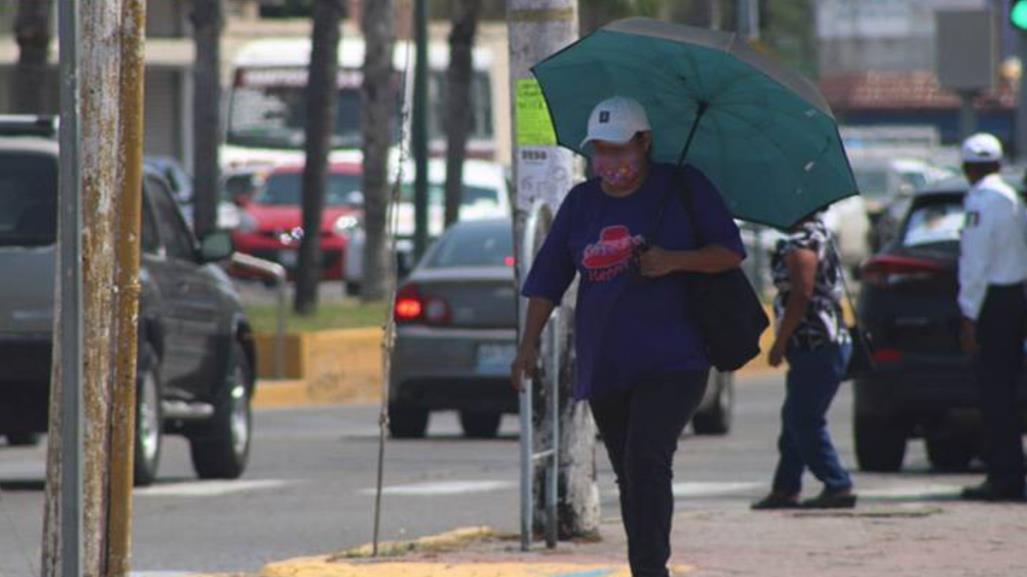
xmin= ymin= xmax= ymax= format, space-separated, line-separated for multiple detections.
xmin=582 ymin=224 xmax=645 ymax=282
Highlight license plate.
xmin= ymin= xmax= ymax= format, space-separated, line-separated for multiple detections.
xmin=476 ymin=342 xmax=516 ymax=374
xmin=278 ymin=250 xmax=298 ymax=269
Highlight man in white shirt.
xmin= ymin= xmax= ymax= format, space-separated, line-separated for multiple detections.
xmin=958 ymin=133 xmax=1027 ymax=502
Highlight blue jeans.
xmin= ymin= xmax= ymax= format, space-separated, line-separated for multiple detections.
xmin=772 ymin=341 xmax=853 ymax=495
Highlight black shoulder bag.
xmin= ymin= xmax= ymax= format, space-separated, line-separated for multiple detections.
xmin=648 ymin=168 xmax=770 ymax=372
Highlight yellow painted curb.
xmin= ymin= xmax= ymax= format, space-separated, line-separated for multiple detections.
xmin=262 ymin=559 xmax=692 ymax=577
xmin=337 ymin=526 xmax=495 ymax=558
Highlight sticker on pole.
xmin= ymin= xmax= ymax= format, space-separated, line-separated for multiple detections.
xmin=516 ymin=78 xmax=557 ymax=146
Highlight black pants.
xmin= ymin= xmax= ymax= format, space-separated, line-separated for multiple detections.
xmin=976 ymin=284 xmax=1027 ymax=491
xmin=589 ymin=370 xmax=709 ymax=577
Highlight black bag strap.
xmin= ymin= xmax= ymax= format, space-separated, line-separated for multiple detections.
xmin=650 ymin=166 xmax=699 ymax=248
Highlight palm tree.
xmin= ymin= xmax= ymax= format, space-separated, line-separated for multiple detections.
xmin=295 ymin=0 xmax=347 ymax=314
xmin=359 ymin=0 xmax=397 ymax=301
xmin=443 ymin=0 xmax=482 ymax=229
xmin=11 ymin=0 xmax=52 ymax=113
xmin=189 ymin=0 xmax=224 ymax=238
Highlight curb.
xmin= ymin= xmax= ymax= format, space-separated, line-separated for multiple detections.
xmin=255 ymin=526 xmax=692 ymax=577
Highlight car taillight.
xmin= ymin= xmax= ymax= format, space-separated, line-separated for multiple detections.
xmin=872 ymin=348 xmax=903 ymax=363
xmin=393 ymin=283 xmax=450 ymax=325
xmin=860 ymin=255 xmax=946 ymax=288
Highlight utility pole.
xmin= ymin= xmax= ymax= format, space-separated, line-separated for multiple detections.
xmin=44 ymin=2 xmax=132 ymax=576
xmin=737 ymin=0 xmax=765 ymax=298
xmin=412 ymin=0 xmax=430 ymax=260
xmin=106 ymin=0 xmax=147 ymax=575
xmin=507 ymin=0 xmax=599 ymax=543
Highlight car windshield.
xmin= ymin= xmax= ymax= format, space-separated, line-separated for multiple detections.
xmin=425 ymin=223 xmax=513 ymax=268
xmin=902 ymin=200 xmax=964 ymax=247
xmin=400 ymin=183 xmax=500 ymax=207
xmin=0 ymin=153 xmax=57 ymax=247
xmin=854 ymin=168 xmax=890 ymax=199
xmin=256 ymin=172 xmax=362 ymax=207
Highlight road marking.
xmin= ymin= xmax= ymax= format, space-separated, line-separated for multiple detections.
xmin=360 ymin=480 xmax=515 ymax=496
xmin=859 ymin=484 xmax=961 ymax=499
xmin=672 ymin=482 xmax=763 ymax=497
xmin=136 ymin=479 xmax=290 ymax=498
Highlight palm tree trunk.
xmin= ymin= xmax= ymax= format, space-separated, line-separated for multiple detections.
xmin=11 ymin=0 xmax=53 ymax=113
xmin=295 ymin=0 xmax=346 ymax=314
xmin=443 ymin=0 xmax=481 ymax=229
xmin=189 ymin=0 xmax=224 ymax=238
xmin=359 ymin=0 xmax=396 ymax=302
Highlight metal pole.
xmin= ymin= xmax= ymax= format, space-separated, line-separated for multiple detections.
xmin=57 ymin=0 xmax=83 ymax=575
xmin=737 ymin=0 xmax=758 ymax=41
xmin=518 ymin=377 xmax=533 ymax=551
xmin=959 ymin=91 xmax=977 ymax=139
xmin=1018 ymin=33 xmax=1027 ymax=161
xmin=545 ymin=311 xmax=559 ymax=549
xmin=412 ymin=0 xmax=429 ymax=260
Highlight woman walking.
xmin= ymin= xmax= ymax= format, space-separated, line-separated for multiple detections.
xmin=752 ymin=216 xmax=856 ymax=510
xmin=511 ymin=96 xmax=745 ymax=577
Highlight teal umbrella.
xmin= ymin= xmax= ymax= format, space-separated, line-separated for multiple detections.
xmin=531 ymin=17 xmax=857 ymax=229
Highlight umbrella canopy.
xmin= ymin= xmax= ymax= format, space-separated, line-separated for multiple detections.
xmin=531 ymin=17 xmax=858 ymax=229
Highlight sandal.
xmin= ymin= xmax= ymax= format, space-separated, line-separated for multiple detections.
xmin=801 ymin=489 xmax=857 ymax=509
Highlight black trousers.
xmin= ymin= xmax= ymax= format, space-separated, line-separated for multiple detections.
xmin=590 ymin=370 xmax=709 ymax=577
xmin=976 ymin=283 xmax=1027 ymax=491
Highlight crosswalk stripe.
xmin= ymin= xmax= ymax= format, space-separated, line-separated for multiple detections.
xmin=360 ymin=480 xmax=515 ymax=496
xmin=135 ymin=479 xmax=290 ymax=498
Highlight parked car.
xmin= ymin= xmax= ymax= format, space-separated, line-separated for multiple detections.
xmin=231 ymin=163 xmax=362 ymax=280
xmin=0 ymin=131 xmax=257 ymax=485
xmin=854 ymin=173 xmax=1027 ymax=473
xmin=344 ymin=159 xmax=511 ymax=295
xmin=388 ymin=218 xmax=734 ymax=438
xmin=145 ymin=156 xmax=245 ymax=232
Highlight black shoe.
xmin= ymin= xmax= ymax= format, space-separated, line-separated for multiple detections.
xmin=751 ymin=492 xmax=801 ymax=510
xmin=801 ymin=489 xmax=857 ymax=510
xmin=961 ymin=481 xmax=1026 ymax=503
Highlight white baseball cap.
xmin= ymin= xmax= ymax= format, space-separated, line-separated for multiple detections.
xmin=961 ymin=133 xmax=1003 ymax=164
xmin=579 ymin=96 xmax=651 ymax=150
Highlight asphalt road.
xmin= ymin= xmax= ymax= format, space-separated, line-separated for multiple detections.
xmin=0 ymin=372 xmax=984 ymax=576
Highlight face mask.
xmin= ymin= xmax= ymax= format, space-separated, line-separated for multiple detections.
xmin=592 ymin=148 xmax=643 ymax=188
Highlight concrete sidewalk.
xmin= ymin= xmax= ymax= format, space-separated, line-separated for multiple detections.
xmin=203 ymin=495 xmax=1027 ymax=577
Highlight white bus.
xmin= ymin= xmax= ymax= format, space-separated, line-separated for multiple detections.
xmin=222 ymin=37 xmax=496 ymax=169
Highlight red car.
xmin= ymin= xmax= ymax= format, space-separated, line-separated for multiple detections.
xmin=232 ymin=163 xmax=362 ymax=280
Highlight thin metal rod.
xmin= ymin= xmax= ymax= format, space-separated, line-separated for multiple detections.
xmin=57 ymin=0 xmax=83 ymax=575
xmin=545 ymin=311 xmax=559 ymax=549
xmin=676 ymin=102 xmax=708 ymax=167
xmin=519 ymin=377 xmax=533 ymax=551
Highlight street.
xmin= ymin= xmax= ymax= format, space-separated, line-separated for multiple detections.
xmin=0 ymin=371 xmax=992 ymax=576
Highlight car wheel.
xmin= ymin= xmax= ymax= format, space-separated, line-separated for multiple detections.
xmin=459 ymin=411 xmax=502 ymax=439
xmin=388 ymin=402 xmax=429 ymax=438
xmin=692 ymin=372 xmax=734 ymax=436
xmin=925 ymin=432 xmax=977 ymax=472
xmin=4 ymin=433 xmax=41 ymax=447
xmin=134 ymin=342 xmax=163 ymax=487
xmin=854 ymin=414 xmax=907 ymax=472
xmin=345 ymin=282 xmax=362 ymax=297
xmin=190 ymin=341 xmax=252 ymax=480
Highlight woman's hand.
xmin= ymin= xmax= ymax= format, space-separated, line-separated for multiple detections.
xmin=639 ymin=246 xmax=681 ymax=277
xmin=768 ymin=339 xmax=786 ymax=368
xmin=510 ymin=345 xmax=539 ymax=392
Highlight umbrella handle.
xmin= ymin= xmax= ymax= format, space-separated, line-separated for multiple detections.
xmin=677 ymin=101 xmax=708 ymax=167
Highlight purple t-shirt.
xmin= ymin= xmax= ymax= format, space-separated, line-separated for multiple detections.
xmin=521 ymin=163 xmax=745 ymax=400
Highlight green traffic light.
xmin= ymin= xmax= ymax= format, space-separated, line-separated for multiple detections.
xmin=1013 ymin=0 xmax=1027 ymax=30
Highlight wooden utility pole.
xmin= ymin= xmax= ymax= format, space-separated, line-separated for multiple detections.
xmin=443 ymin=0 xmax=482 ymax=229
xmin=43 ymin=1 xmax=136 ymax=576
xmin=359 ymin=0 xmax=396 ymax=302
xmin=507 ymin=0 xmax=599 ymax=540
xmin=106 ymin=0 xmax=147 ymax=575
xmin=295 ymin=0 xmax=347 ymax=314
xmin=189 ymin=0 xmax=224 ymax=237
xmin=11 ymin=0 xmax=53 ymax=113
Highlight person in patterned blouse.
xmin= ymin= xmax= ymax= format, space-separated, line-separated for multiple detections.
xmin=752 ymin=214 xmax=856 ymax=510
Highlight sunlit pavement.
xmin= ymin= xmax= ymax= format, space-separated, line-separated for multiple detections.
xmin=1 ymin=372 xmax=1022 ymax=576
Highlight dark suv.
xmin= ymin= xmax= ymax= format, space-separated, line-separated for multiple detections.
xmin=0 ymin=130 xmax=257 ymax=485
xmin=855 ymin=174 xmax=1027 ymax=472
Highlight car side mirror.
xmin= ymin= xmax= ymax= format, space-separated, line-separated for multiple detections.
xmin=199 ymin=230 xmax=234 ymax=262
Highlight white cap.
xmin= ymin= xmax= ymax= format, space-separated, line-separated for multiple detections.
xmin=579 ymin=96 xmax=651 ymax=150
xmin=961 ymin=133 xmax=1003 ymax=164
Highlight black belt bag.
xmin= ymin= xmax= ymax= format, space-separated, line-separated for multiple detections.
xmin=649 ymin=168 xmax=769 ymax=372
